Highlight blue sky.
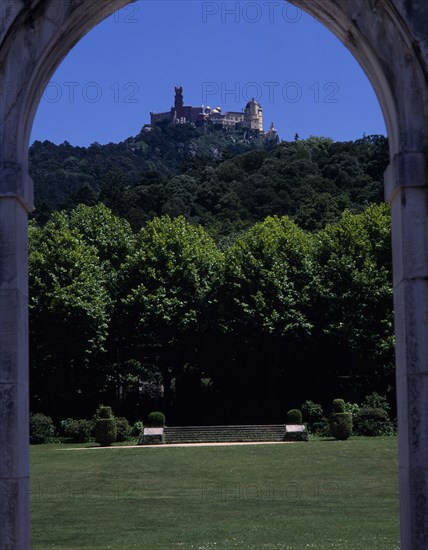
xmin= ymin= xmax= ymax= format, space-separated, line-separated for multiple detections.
xmin=30 ymin=0 xmax=387 ymax=146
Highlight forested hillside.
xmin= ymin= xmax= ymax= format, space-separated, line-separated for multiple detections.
xmin=29 ymin=125 xmax=393 ymax=425
xmin=30 ymin=125 xmax=388 ymax=236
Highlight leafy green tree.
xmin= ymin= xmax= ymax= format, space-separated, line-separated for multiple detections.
xmin=68 ymin=204 xmax=135 ymax=276
xmin=223 ymin=216 xmax=314 ymax=338
xmin=122 ymin=215 xmax=224 ymax=413
xmin=29 ymin=213 xmax=112 ymax=417
xmin=219 ymin=216 xmax=315 ymax=419
xmin=65 ymin=184 xmax=98 ymax=209
xmin=311 ymin=204 xmax=394 ymax=401
xmin=67 ymin=204 xmax=136 ymax=406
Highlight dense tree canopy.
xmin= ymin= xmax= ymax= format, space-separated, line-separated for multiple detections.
xmin=222 ymin=216 xmax=314 ymax=338
xmin=310 ymin=204 xmax=394 ymax=399
xmin=121 ymin=216 xmax=224 ymax=414
xmin=30 ymin=128 xmax=388 ymax=236
xmin=28 ymin=126 xmax=393 ymax=422
xmin=213 ymin=216 xmax=316 ymax=421
xmin=29 ymin=204 xmax=394 ymax=423
xmin=29 ymin=213 xmax=112 ymax=416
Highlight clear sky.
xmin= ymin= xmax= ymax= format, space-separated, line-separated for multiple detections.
xmin=30 ymin=0 xmax=387 ymax=147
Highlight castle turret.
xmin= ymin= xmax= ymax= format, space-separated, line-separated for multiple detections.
xmin=175 ymin=86 xmax=184 ymax=110
xmin=243 ymin=98 xmax=263 ymax=133
xmin=266 ymin=122 xmax=279 ymax=142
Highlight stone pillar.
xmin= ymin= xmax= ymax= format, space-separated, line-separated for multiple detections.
xmin=0 ymin=2 xmax=132 ymax=547
xmin=0 ymin=164 xmax=32 ymax=549
xmin=386 ymin=153 xmax=428 ymax=549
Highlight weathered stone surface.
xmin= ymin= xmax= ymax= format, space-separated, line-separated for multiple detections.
xmin=0 ymin=195 xmax=30 ymax=548
xmin=292 ymin=0 xmax=428 ymax=157
xmin=285 ymin=424 xmax=306 ymax=433
xmin=143 ymin=428 xmax=165 ymax=436
xmin=0 ymin=2 xmax=134 ymax=548
xmin=0 ymin=164 xmax=33 ymax=212
xmin=284 ymin=425 xmax=308 ymax=442
xmin=289 ymin=5 xmax=428 ymax=545
xmin=0 ymin=478 xmax=30 ymax=549
xmin=138 ymin=427 xmax=165 ymax=445
xmin=390 ymin=187 xmax=428 ymax=286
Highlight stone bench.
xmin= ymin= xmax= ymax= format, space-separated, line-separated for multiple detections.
xmin=138 ymin=427 xmax=165 ymax=445
xmin=284 ymin=424 xmax=308 ymax=442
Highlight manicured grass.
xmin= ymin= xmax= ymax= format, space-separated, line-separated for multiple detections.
xmin=31 ymin=437 xmax=399 ymax=549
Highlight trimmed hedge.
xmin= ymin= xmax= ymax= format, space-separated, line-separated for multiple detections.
xmin=286 ymin=409 xmax=302 ymax=424
xmin=30 ymin=413 xmax=55 ymax=444
xmin=329 ymin=412 xmax=352 ymax=440
xmin=94 ymin=418 xmax=117 ymax=446
xmin=60 ymin=418 xmax=93 ymax=443
xmin=94 ymin=405 xmax=117 ymax=446
xmin=353 ymin=407 xmax=394 ymax=436
xmin=146 ymin=411 xmax=166 ymax=427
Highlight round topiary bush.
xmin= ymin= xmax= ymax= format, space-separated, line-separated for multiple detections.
xmin=115 ymin=417 xmax=131 ymax=442
xmin=30 ymin=413 xmax=55 ymax=444
xmin=329 ymin=412 xmax=352 ymax=440
xmin=146 ymin=411 xmax=165 ymax=427
xmin=332 ymin=399 xmax=346 ymax=413
xmin=96 ymin=405 xmax=113 ymax=419
xmin=286 ymin=409 xmax=303 ymax=424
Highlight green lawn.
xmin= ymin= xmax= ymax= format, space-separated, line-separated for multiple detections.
xmin=31 ymin=438 xmax=399 ymax=549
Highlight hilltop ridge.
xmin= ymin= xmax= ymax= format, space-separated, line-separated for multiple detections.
xmin=30 ymin=124 xmax=388 ymax=237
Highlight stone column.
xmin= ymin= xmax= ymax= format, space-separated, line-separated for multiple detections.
xmin=386 ymin=153 xmax=428 ymax=549
xmin=0 ymin=163 xmax=32 ymax=549
xmin=0 ymin=2 xmax=132 ymax=547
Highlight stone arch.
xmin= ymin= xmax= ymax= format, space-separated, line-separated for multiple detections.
xmin=1 ymin=1 xmax=428 ymax=548
xmin=0 ymin=2 xmax=134 ymax=548
xmin=290 ymin=0 xmax=428 ymax=200
xmin=0 ymin=0 xmax=133 ymax=201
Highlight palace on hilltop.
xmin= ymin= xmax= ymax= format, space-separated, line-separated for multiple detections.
xmin=150 ymin=86 xmax=278 ymax=140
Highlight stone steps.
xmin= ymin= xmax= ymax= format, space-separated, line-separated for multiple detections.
xmin=164 ymin=424 xmax=286 ymax=444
